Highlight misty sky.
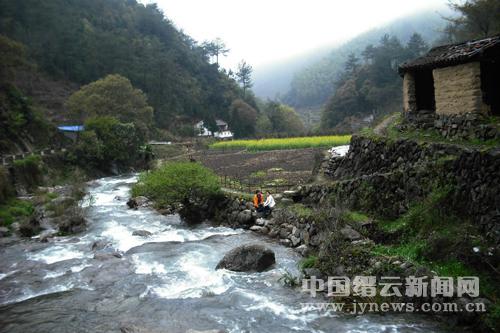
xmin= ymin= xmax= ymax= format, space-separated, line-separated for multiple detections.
xmin=143 ymin=0 xmax=448 ymax=70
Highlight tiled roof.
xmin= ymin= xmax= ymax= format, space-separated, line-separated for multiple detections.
xmin=399 ymin=35 xmax=500 ymax=75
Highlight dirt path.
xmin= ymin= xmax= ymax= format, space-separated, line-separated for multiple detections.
xmin=374 ymin=113 xmax=398 ymax=135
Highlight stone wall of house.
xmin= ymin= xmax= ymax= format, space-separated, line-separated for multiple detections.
xmin=402 ymin=72 xmax=417 ymax=113
xmin=320 ymin=135 xmax=500 ymax=242
xmin=433 ymin=62 xmax=484 ymax=116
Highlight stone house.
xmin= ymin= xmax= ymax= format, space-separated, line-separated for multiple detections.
xmin=398 ymin=35 xmax=500 ymax=133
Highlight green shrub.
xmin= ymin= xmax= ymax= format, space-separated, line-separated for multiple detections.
xmin=12 ymin=155 xmax=42 ymax=190
xmin=0 ymin=198 xmax=34 ymax=226
xmin=278 ymin=270 xmax=300 ymax=287
xmin=132 ymin=162 xmax=220 ymax=206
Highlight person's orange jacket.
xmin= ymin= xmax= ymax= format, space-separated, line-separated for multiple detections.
xmin=253 ymin=193 xmax=263 ymax=208
xmin=253 ymin=194 xmax=259 ymax=208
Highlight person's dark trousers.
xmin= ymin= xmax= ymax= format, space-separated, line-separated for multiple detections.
xmin=263 ymin=206 xmax=272 ymax=217
xmin=257 ymin=205 xmax=265 ymax=213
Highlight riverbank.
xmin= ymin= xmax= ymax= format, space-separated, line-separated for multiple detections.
xmin=0 ymin=174 xmax=457 ymax=333
xmin=134 ymin=132 xmax=499 ymax=332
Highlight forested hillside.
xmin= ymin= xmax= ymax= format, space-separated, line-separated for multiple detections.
xmin=283 ymin=10 xmax=448 ymax=111
xmin=0 ymin=0 xmax=242 ymax=131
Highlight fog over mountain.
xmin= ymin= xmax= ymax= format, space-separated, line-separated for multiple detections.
xmin=253 ymin=8 xmax=452 ymax=101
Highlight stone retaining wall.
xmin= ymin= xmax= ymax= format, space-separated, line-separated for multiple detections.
xmin=322 ymin=135 xmax=500 ymax=241
xmin=400 ymin=111 xmax=499 ymax=141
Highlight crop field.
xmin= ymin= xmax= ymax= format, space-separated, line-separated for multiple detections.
xmin=209 ymin=135 xmax=351 ymax=151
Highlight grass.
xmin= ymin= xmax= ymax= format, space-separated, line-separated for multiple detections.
xmin=342 ymin=211 xmax=370 ymax=224
xmin=366 ymin=113 xmax=500 ymax=149
xmin=250 ymin=170 xmax=267 ymax=178
xmin=372 ymin=241 xmax=427 ymax=262
xmin=299 ymin=255 xmax=318 ymax=270
xmin=210 ymin=135 xmax=352 ymax=151
xmin=0 ymin=198 xmax=34 ymax=227
xmin=290 ymin=203 xmax=314 ymax=219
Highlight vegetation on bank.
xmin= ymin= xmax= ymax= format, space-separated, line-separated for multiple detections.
xmin=0 ymin=198 xmax=34 ymax=227
xmin=307 ymin=182 xmax=499 ymax=331
xmin=132 ymin=162 xmax=220 ymax=207
xmin=362 ymin=112 xmax=500 ymax=149
xmin=210 ymin=135 xmax=351 ymax=151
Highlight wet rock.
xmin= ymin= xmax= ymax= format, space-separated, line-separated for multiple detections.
xmin=290 ymin=235 xmax=301 ymax=247
xmin=186 ymin=330 xmax=227 ymax=333
xmin=126 ymin=196 xmax=150 ymax=209
xmin=91 ymin=240 xmax=111 ymax=251
xmin=294 ymin=244 xmax=310 ymax=256
xmin=94 ymin=252 xmax=123 ymax=260
xmin=280 ymin=239 xmax=292 ymax=247
xmin=0 ymin=226 xmax=10 ymax=237
xmin=268 ymin=229 xmax=279 ymax=238
xmin=303 ymin=268 xmax=323 ymax=278
xmin=236 ymin=210 xmax=254 ymax=226
xmin=215 ymin=244 xmax=275 ymax=272
xmin=132 ymin=230 xmax=153 ymax=237
xmin=39 ymin=230 xmax=58 ymax=242
xmin=309 ymin=234 xmax=321 ymax=247
xmin=58 ymin=215 xmax=87 ymax=234
xmin=19 ymin=216 xmax=41 ymax=237
xmin=249 ymin=225 xmax=264 ymax=232
xmin=340 ymin=225 xmax=362 ymax=241
xmin=255 ymin=218 xmax=266 ymax=226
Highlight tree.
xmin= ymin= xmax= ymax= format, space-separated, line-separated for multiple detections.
xmin=73 ymin=116 xmax=144 ymax=170
xmin=255 ymin=114 xmax=273 ymax=137
xmin=446 ymin=0 xmax=500 ymax=41
xmin=0 ymin=1 xmax=242 ymax=132
xmin=344 ymin=53 xmax=360 ymax=75
xmin=202 ymin=38 xmax=229 ymax=65
xmin=236 ymin=60 xmax=253 ymax=97
xmin=67 ymin=74 xmax=153 ymax=135
xmin=406 ymin=33 xmax=428 ymax=58
xmin=0 ymin=35 xmax=27 ymax=83
xmin=265 ymin=101 xmax=305 ymax=135
xmin=229 ymin=99 xmax=258 ymax=138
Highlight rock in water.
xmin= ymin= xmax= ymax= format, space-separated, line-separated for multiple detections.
xmin=215 ymin=244 xmax=275 ymax=272
xmin=132 ymin=229 xmax=152 ymax=237
xmin=126 ymin=196 xmax=150 ymax=209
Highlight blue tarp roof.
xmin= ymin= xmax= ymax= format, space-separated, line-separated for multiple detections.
xmin=57 ymin=125 xmax=84 ymax=132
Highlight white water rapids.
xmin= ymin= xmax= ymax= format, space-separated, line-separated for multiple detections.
xmin=0 ymin=175 xmax=457 ymax=332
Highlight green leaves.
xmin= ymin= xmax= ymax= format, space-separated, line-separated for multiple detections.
xmin=132 ymin=162 xmax=221 ymax=207
xmin=67 ymin=74 xmax=153 ymax=133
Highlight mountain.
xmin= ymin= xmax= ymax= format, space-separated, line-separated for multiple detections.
xmin=0 ymin=0 xmax=243 ymax=131
xmin=253 ymin=9 xmax=451 ymax=114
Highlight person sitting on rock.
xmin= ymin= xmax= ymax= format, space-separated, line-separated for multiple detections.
xmin=253 ymin=190 xmax=264 ymax=212
xmin=263 ymin=191 xmax=275 ymax=216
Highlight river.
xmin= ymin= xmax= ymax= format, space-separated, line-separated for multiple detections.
xmin=0 ymin=175 xmax=457 ymax=332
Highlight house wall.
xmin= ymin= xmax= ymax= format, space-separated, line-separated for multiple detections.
xmin=433 ymin=62 xmax=485 ymax=115
xmin=402 ymin=72 xmax=417 ymax=113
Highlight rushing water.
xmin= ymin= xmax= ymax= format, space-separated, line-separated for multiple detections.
xmin=0 ymin=175 xmax=457 ymax=333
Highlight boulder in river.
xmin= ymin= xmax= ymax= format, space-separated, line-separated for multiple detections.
xmin=94 ymin=252 xmax=123 ymax=260
xmin=132 ymin=229 xmax=153 ymax=237
xmin=215 ymin=244 xmax=275 ymax=272
xmin=126 ymin=196 xmax=151 ymax=209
